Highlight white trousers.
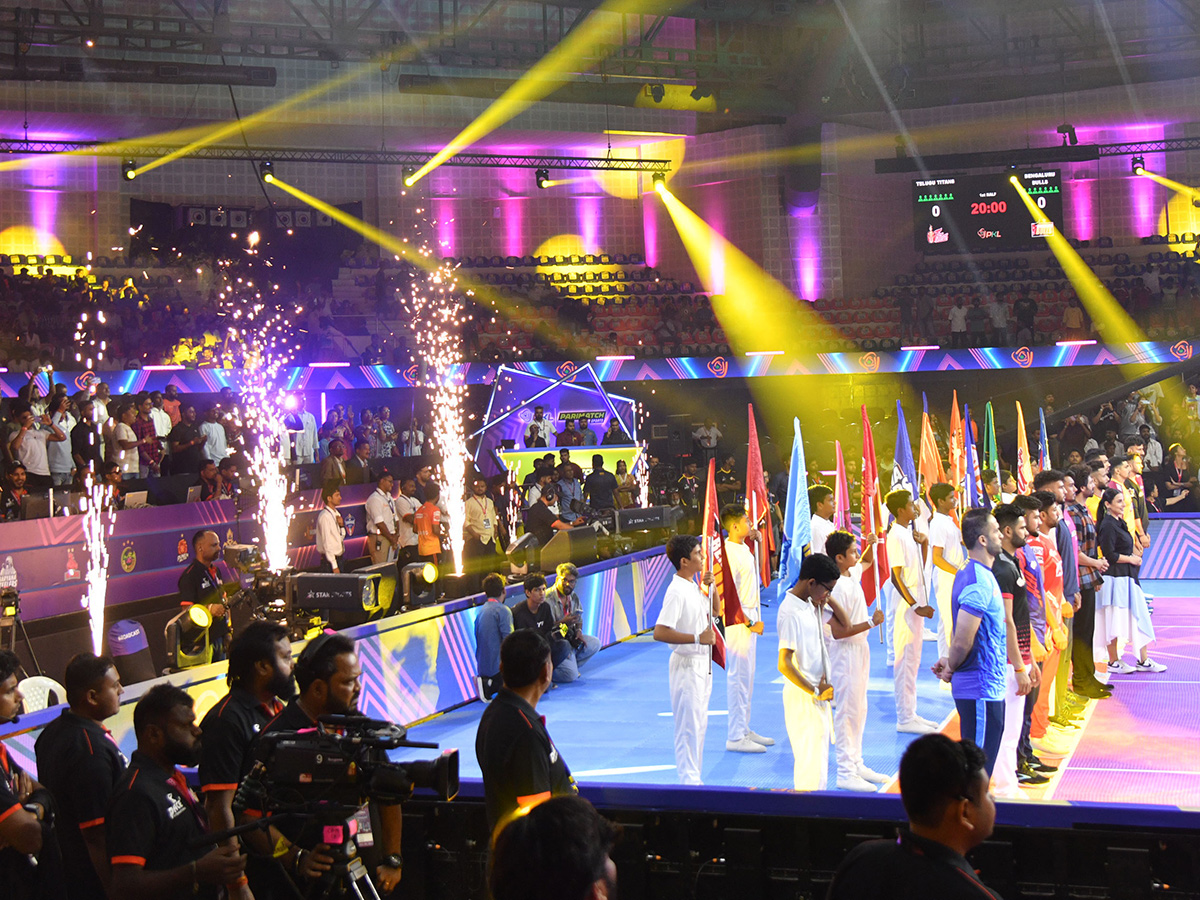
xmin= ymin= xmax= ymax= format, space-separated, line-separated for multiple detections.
xmin=932 ymin=569 xmax=955 ymax=659
xmin=893 ymin=601 xmax=925 ymax=724
xmin=784 ymin=683 xmax=831 ymax=791
xmin=884 ymin=585 xmax=896 ymax=664
xmin=669 ymin=653 xmax=712 ymax=785
xmin=725 ymin=622 xmax=757 ymax=742
xmin=829 ymin=640 xmax=869 ymax=782
xmin=992 ymin=665 xmax=1025 ymax=797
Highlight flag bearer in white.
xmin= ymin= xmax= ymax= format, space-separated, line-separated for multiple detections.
xmin=778 ymin=553 xmax=848 ymax=791
xmin=653 ymin=535 xmax=720 ymax=786
xmin=824 ymin=530 xmax=889 ymax=791
xmin=720 ymin=504 xmax=775 ymax=754
xmin=926 ymin=483 xmax=966 ymax=658
xmin=886 ymin=489 xmax=938 ymax=734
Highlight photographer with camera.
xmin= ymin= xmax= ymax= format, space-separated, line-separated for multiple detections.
xmin=199 ymin=622 xmax=292 ymax=900
xmin=545 ymin=563 xmax=600 ymax=683
xmin=0 ymin=649 xmax=64 ymax=900
xmin=107 ymin=684 xmax=248 ymax=900
xmin=475 ymin=629 xmax=577 ymax=837
xmin=178 ymin=530 xmax=238 ymax=662
xmin=246 ymin=633 xmax=404 ymax=896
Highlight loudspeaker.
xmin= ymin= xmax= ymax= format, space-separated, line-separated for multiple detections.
xmin=666 ymin=414 xmax=691 ymax=457
xmin=782 ymin=123 xmax=822 ymax=216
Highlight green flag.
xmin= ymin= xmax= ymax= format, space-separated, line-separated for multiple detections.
xmin=984 ymin=401 xmax=1000 ymax=476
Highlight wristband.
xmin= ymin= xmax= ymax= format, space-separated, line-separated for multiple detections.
xmin=229 ymin=876 xmax=249 ymax=889
xmin=693 ymin=633 xmax=700 ymax=646
xmin=1015 ymin=665 xmax=1026 ymax=674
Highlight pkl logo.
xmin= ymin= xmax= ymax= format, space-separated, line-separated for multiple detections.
xmin=556 ymin=361 xmax=578 ymax=379
xmin=402 ymin=364 xmax=419 ymax=385
xmin=858 ymin=351 xmax=880 ymax=373
xmin=1011 ymin=346 xmax=1034 ymax=368
xmin=707 ymin=357 xmax=728 ymax=378
xmin=1171 ymin=340 xmax=1193 ymax=361
xmin=74 ymin=370 xmax=98 ymax=391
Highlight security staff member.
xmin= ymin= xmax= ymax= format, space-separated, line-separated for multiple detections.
xmin=364 ymin=472 xmax=400 ymax=565
xmin=198 ymin=622 xmax=292 ymax=899
xmin=178 ymin=530 xmax=237 ymax=660
xmin=107 ymin=684 xmax=247 ymax=900
xmin=475 ymin=629 xmax=577 ymax=837
xmin=34 ymin=654 xmax=127 ymax=900
xmin=315 ymin=483 xmax=347 ymax=573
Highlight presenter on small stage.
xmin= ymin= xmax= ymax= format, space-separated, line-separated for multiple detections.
xmin=178 ymin=529 xmax=238 ymax=661
xmin=316 ymin=483 xmax=347 ymax=573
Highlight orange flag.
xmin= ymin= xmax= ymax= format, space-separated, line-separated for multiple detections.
xmin=949 ymin=390 xmax=964 ymax=496
xmin=744 ymin=404 xmax=775 ymax=588
xmin=1015 ymin=401 xmax=1034 ymax=494
xmin=919 ymin=394 xmax=946 ymax=508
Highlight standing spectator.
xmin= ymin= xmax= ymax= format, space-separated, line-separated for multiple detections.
xmin=167 ymin=405 xmax=206 ymax=475
xmin=577 ymin=416 xmax=598 ymax=446
xmin=1139 ymin=424 xmax=1162 ymax=471
xmin=1095 ymin=487 xmax=1163 ymax=674
xmin=474 ymin=573 xmax=513 ymax=700
xmin=161 ymin=383 xmax=181 ymax=426
xmin=395 ymin=476 xmax=421 ymax=567
xmin=987 ymin=294 xmax=1009 ymax=346
xmin=376 ymin=405 xmax=397 ymax=458
xmin=692 ymin=417 xmax=721 ymax=464
xmin=415 ymin=482 xmax=444 ymax=596
xmin=345 ymin=438 xmax=374 ymax=485
xmin=292 ymin=394 xmax=318 ymax=464
xmin=886 ymin=489 xmax=936 ymax=733
xmin=47 ymin=394 xmax=76 ymax=486
xmin=614 ymin=458 xmax=638 ymax=508
xmin=1057 ymin=414 xmax=1091 ymax=463
xmin=133 ymin=395 xmax=163 ymax=477
xmin=966 ymin=297 xmax=990 ymax=347
xmin=915 ymin=289 xmax=936 ymax=342
xmin=895 ymin=289 xmax=916 ymax=343
xmin=198 ymin=405 xmax=228 ymax=461
xmin=1013 ymin=292 xmax=1038 ymax=344
xmin=583 ymin=453 xmax=619 ymax=511
xmin=524 ymin=406 xmax=553 ymax=448
xmin=315 ymin=483 xmax=347 ymax=572
xmin=148 ymin=392 xmax=172 ymax=465
xmin=601 ymin=418 xmax=628 ymax=444
xmin=400 ymin=416 xmax=425 ymax=457
xmin=8 ymin=399 xmax=66 ymax=489
xmin=1064 ymin=465 xmax=1111 ymax=698
xmin=365 ymin=472 xmax=400 ymax=565
xmin=555 ymin=419 xmax=583 ymax=447
xmin=108 ymin=402 xmax=140 ymax=481
xmin=463 ymin=477 xmax=498 ymax=591
xmin=947 ymin=297 xmax=968 ymax=349
xmin=319 ymin=438 xmax=347 ymax=487
xmin=71 ymin=399 xmax=104 ymax=477
xmin=1062 ymin=296 xmax=1086 ymax=339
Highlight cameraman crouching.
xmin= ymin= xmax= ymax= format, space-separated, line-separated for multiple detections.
xmin=545 ymin=563 xmax=600 ymax=683
xmin=247 ymin=633 xmax=403 ymax=896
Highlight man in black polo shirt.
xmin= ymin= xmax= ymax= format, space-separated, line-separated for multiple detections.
xmin=583 ymin=453 xmax=619 ymax=511
xmin=178 ymin=530 xmax=237 ymax=661
xmin=511 ymin=574 xmax=571 ymax=670
xmin=526 ymin=486 xmax=581 ymax=549
xmin=199 ymin=621 xmax=292 ymax=896
xmin=475 ymin=629 xmax=576 ymax=837
xmin=826 ymin=734 xmax=1003 ymax=900
xmin=35 ymin=653 xmax=127 ymax=900
xmin=107 ymin=684 xmax=246 ymax=900
xmin=71 ymin=399 xmax=104 ymax=475
xmin=167 ymin=404 xmax=206 ymax=475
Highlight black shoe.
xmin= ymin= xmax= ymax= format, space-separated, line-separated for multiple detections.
xmin=1048 ymin=715 xmax=1080 ymax=729
xmin=1029 ymin=756 xmax=1059 ymax=773
xmin=1017 ymin=768 xmax=1051 ymax=785
xmin=1072 ymin=683 xmax=1112 ymax=700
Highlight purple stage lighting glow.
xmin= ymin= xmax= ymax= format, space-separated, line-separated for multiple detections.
xmin=792 ymin=208 xmax=821 ymax=301
xmin=642 ymin=193 xmax=658 ymax=268
xmin=434 ymin=198 xmax=456 ymax=255
xmin=579 ymin=196 xmax=601 ymax=254
xmin=504 ymin=197 xmax=524 ymax=259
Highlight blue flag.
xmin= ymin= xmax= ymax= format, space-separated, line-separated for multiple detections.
xmin=963 ymin=404 xmax=987 ymax=509
xmin=777 ymin=417 xmax=811 ymax=590
xmin=891 ymin=400 xmax=918 ymax=498
xmin=1039 ymin=407 xmax=1052 ymax=470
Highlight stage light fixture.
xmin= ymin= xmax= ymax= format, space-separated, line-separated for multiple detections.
xmin=690 ymin=85 xmax=713 ymax=101
xmin=1057 ymin=123 xmax=1078 ymax=146
xmin=649 ymin=83 xmax=665 ymax=103
xmin=652 ymin=172 xmax=666 ymax=192
xmin=121 ymin=160 xmax=136 ymax=181
xmin=535 ymin=168 xmax=550 ymax=189
xmin=259 ymin=160 xmax=274 ymax=183
xmin=1132 ymin=156 xmax=1145 ymax=176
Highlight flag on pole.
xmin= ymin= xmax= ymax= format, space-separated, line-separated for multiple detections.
xmin=949 ymin=390 xmax=964 ymax=499
xmin=861 ymin=405 xmax=889 ymax=608
xmin=963 ymin=404 xmax=988 ymax=509
xmin=892 ymin=400 xmax=918 ymax=497
xmin=699 ymin=458 xmax=738 ymax=668
xmin=777 ymin=417 xmax=811 ymax=591
xmin=1038 ymin=407 xmax=1052 ymax=471
xmin=1015 ymin=401 xmax=1034 ymax=494
xmin=744 ymin=404 xmax=775 ymax=589
xmin=984 ymin=401 xmax=1000 ymax=477
xmin=919 ymin=393 xmax=946 ymax=504
xmin=833 ymin=440 xmax=852 ymax=532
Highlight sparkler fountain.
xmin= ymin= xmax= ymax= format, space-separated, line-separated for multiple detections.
xmin=81 ymin=473 xmax=114 ymax=654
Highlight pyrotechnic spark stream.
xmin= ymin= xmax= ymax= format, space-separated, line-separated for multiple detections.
xmin=81 ymin=473 xmax=113 ymax=654
xmin=636 ymin=443 xmax=650 ymax=508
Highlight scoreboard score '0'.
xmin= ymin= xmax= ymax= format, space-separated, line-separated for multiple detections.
xmin=912 ymin=170 xmax=1064 ymax=253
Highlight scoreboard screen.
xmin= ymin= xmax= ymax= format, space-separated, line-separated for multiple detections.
xmin=912 ymin=170 xmax=1063 ymax=253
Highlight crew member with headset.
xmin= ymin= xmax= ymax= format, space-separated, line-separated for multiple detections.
xmin=178 ymin=530 xmax=238 ymax=661
xmin=364 ymin=472 xmax=400 ymax=565
xmin=315 ymin=483 xmax=347 ymax=573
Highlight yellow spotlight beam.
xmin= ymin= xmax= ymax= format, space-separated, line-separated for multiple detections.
xmin=0 ymin=122 xmax=223 ymax=175
xmin=406 ymin=0 xmax=682 ymax=185
xmin=1137 ymin=168 xmax=1199 ymax=199
xmin=1010 ymin=176 xmax=1145 ymax=345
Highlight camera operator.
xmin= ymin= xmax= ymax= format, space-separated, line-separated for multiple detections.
xmin=245 ymin=633 xmax=403 ymax=896
xmin=526 ymin=486 xmax=585 ymax=550
xmin=199 ymin=622 xmax=292 ymax=899
xmin=178 ymin=530 xmax=238 ymax=661
xmin=0 ymin=649 xmax=64 ymax=900
xmin=475 ymin=630 xmax=577 ymax=837
xmin=490 ymin=795 xmax=619 ymax=900
xmin=107 ymin=684 xmax=247 ymax=900
xmin=546 ymin=563 xmax=600 ymax=683
xmin=34 ymin=653 xmax=126 ymax=900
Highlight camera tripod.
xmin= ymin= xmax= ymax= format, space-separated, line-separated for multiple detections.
xmin=305 ymin=836 xmax=382 ymax=900
xmin=0 ymin=590 xmax=42 ymax=678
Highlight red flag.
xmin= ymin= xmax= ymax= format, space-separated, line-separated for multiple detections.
xmin=949 ymin=391 xmax=964 ymax=498
xmin=700 ymin=458 xmax=743 ymax=668
xmin=833 ymin=440 xmax=852 ymax=531
xmin=744 ymin=403 xmax=775 ymax=589
xmin=860 ymin=405 xmax=889 ymax=608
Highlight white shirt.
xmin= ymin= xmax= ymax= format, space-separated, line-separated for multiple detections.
xmin=656 ymin=573 xmax=711 ymax=658
xmin=396 ymin=493 xmax=419 ymax=547
xmin=828 ymin=563 xmax=869 ymax=647
xmin=199 ymin=421 xmax=228 ymax=460
xmin=810 ymin=514 xmax=836 ymax=556
xmin=778 ymin=592 xmax=831 ymax=687
xmin=15 ymin=426 xmax=52 ymax=476
xmin=48 ymin=412 xmax=75 ymax=474
xmin=525 ymin=419 xmax=553 ymax=446
xmin=692 ymin=425 xmax=721 ymax=448
xmin=948 ymin=305 xmax=968 ymax=332
xmin=294 ymin=411 xmax=318 ymax=460
xmin=886 ymin=522 xmax=928 ymax=606
xmin=926 ymin=511 xmax=965 ymax=584
xmin=315 ymin=505 xmax=346 ymax=566
xmin=113 ymin=422 xmax=139 ymax=475
xmin=723 ymin=539 xmax=760 ymax=623
xmin=364 ymin=488 xmax=398 ymax=537
xmin=400 ymin=428 xmax=425 ymax=457
xmin=1144 ymin=438 xmax=1163 ymax=469
xmin=149 ymin=407 xmax=172 ymax=444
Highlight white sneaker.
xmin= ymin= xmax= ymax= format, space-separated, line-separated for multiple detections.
xmin=858 ymin=765 xmax=890 ymax=784
xmin=726 ymin=737 xmax=767 ymax=753
xmin=922 ymin=630 xmax=939 ymax=642
xmin=1031 ymin=735 xmax=1072 ymax=756
xmin=1108 ymin=659 xmax=1137 ymax=674
xmin=747 ymin=730 xmax=776 ymax=746
xmin=1134 ymin=658 xmax=1167 ymax=673
xmin=897 ymin=719 xmax=937 ymax=734
xmin=837 ymin=775 xmax=878 ymax=793
xmin=916 ymin=716 xmax=942 ymax=731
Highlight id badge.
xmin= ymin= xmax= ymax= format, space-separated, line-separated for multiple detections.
xmin=352 ymin=805 xmax=374 ymax=847
xmin=482 ymin=518 xmax=490 ymax=529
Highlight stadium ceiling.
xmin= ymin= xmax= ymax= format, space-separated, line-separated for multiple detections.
xmin=0 ymin=0 xmax=1198 ymax=119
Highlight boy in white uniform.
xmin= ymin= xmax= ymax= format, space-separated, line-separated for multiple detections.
xmin=653 ymin=534 xmax=719 ymax=785
xmin=778 ymin=553 xmax=848 ymax=791
xmin=926 ymin=483 xmax=965 ymax=658
xmin=720 ymin=504 xmax=775 ymax=753
xmin=809 ymin=485 xmax=836 ymax=555
xmin=824 ymin=530 xmax=888 ymax=791
xmin=885 ymin=489 xmax=937 ymax=734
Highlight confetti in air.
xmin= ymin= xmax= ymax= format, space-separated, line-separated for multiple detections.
xmin=81 ymin=473 xmax=114 ymax=654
